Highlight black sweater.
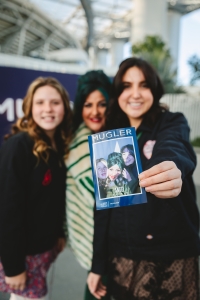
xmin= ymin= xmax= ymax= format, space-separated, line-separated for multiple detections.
xmin=0 ymin=132 xmax=66 ymax=276
xmin=91 ymin=111 xmax=200 ymax=275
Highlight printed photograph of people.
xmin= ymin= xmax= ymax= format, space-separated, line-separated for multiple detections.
xmin=94 ymin=136 xmax=141 ymax=199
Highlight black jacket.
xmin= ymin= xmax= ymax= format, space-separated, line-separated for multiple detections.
xmin=0 ymin=132 xmax=66 ymax=276
xmin=91 ymin=111 xmax=200 ymax=275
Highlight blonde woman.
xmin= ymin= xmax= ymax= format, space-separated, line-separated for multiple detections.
xmin=96 ymin=158 xmax=107 ymax=199
xmin=0 ymin=77 xmax=73 ymax=300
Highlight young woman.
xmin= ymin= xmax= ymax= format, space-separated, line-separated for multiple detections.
xmin=87 ymin=57 xmax=200 ymax=300
xmin=0 ymin=77 xmax=73 ymax=300
xmin=96 ymin=158 xmax=107 ymax=199
xmin=65 ymin=70 xmax=112 ymax=300
xmin=121 ymin=144 xmax=141 ymax=194
xmin=106 ymin=152 xmax=131 ymax=198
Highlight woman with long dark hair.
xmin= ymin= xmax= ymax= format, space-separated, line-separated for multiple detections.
xmin=87 ymin=57 xmax=199 ymax=300
xmin=121 ymin=144 xmax=141 ymax=194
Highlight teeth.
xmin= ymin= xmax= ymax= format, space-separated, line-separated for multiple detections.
xmin=129 ymin=102 xmax=141 ymax=107
xmin=43 ymin=117 xmax=54 ymax=120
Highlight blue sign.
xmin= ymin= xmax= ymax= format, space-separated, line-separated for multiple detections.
xmin=0 ymin=66 xmax=79 ymax=144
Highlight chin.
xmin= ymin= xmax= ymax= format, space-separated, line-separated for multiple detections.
xmin=91 ymin=126 xmax=102 ymax=133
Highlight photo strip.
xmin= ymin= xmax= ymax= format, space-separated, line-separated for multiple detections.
xmin=88 ymin=127 xmax=147 ymax=210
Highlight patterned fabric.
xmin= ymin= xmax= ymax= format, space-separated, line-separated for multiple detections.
xmin=10 ymin=293 xmax=48 ymax=300
xmin=109 ymin=256 xmax=199 ymax=300
xmin=65 ymin=123 xmax=94 ymax=270
xmin=106 ymin=179 xmax=131 ymax=198
xmin=0 ymin=248 xmax=58 ymax=298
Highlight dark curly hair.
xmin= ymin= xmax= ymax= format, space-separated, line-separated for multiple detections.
xmin=106 ymin=57 xmax=165 ymax=130
xmin=73 ymin=70 xmax=111 ymax=132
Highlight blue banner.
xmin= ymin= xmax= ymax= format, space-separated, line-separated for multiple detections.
xmin=0 ymin=66 xmax=79 ymax=144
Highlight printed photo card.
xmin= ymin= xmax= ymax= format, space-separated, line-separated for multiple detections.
xmin=88 ymin=127 xmax=147 ymax=210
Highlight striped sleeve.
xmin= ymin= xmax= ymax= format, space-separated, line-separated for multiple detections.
xmin=65 ymin=124 xmax=94 ymax=270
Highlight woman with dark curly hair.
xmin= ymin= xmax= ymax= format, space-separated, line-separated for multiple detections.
xmin=106 ymin=152 xmax=131 ymax=198
xmin=65 ymin=70 xmax=111 ymax=300
xmin=88 ymin=57 xmax=199 ymax=300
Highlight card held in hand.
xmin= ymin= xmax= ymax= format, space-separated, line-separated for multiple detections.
xmin=88 ymin=127 xmax=147 ymax=210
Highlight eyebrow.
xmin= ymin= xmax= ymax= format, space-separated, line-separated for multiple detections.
xmin=122 ymin=80 xmax=147 ymax=84
xmin=85 ymin=98 xmax=106 ymax=103
xmin=34 ymin=98 xmax=61 ymax=101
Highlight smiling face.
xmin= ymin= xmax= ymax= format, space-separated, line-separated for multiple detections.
xmin=97 ymin=161 xmax=107 ymax=179
xmin=122 ymin=147 xmax=135 ymax=166
xmin=108 ymin=164 xmax=121 ymax=181
xmin=118 ymin=66 xmax=154 ymax=128
xmin=32 ymin=85 xmax=65 ymax=139
xmin=82 ymin=90 xmax=107 ymax=133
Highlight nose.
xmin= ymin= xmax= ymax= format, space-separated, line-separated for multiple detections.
xmin=124 ymin=152 xmax=128 ymax=159
xmin=132 ymin=86 xmax=140 ymax=99
xmin=91 ymin=104 xmax=98 ymax=116
xmin=44 ymin=102 xmax=52 ymax=112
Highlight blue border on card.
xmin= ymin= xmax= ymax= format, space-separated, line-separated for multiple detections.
xmin=88 ymin=127 xmax=147 ymax=210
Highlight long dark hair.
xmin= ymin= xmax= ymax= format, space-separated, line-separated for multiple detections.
xmin=106 ymin=57 xmax=165 ymax=130
xmin=73 ymin=70 xmax=111 ymax=132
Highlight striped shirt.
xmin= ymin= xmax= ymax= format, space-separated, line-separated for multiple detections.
xmin=65 ymin=123 xmax=94 ymax=270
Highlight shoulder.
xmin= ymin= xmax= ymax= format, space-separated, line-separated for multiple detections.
xmin=159 ymin=110 xmax=188 ymax=125
xmin=152 ymin=111 xmax=190 ymax=137
xmin=70 ymin=123 xmax=92 ymax=148
xmin=0 ymin=132 xmax=34 ymax=157
xmin=2 ymin=131 xmax=32 ymax=143
xmin=65 ymin=123 xmax=92 ymax=167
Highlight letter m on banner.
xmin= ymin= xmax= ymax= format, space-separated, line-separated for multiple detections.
xmin=0 ymin=98 xmax=14 ymax=121
xmin=0 ymin=98 xmax=23 ymax=121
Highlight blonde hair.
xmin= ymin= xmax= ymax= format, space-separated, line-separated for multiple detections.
xmin=96 ymin=158 xmax=107 ymax=168
xmin=6 ymin=77 xmax=73 ymax=162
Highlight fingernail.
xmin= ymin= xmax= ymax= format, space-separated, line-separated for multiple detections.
xmin=139 ymin=180 xmax=146 ymax=186
xmin=138 ymin=174 xmax=144 ymax=180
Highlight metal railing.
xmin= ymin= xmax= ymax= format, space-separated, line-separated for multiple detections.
xmin=161 ymin=94 xmax=200 ymax=141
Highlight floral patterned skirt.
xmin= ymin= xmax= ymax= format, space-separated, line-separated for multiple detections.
xmin=108 ymin=256 xmax=199 ymax=300
xmin=0 ymin=247 xmax=58 ymax=299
